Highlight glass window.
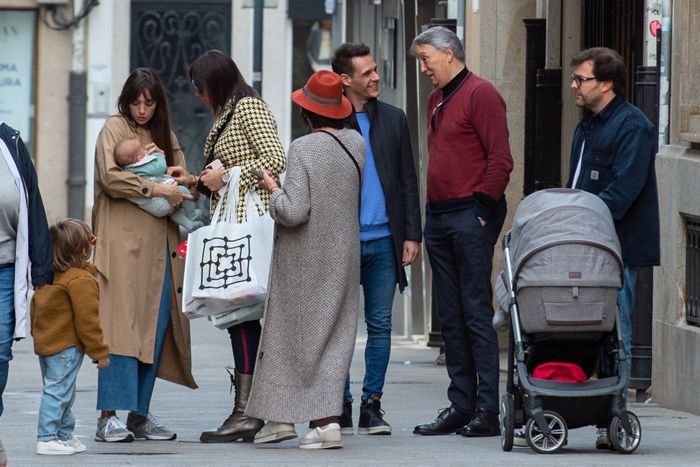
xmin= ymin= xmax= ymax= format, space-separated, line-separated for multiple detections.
xmin=291 ymin=17 xmax=333 ymax=139
xmin=0 ymin=10 xmax=36 ymax=154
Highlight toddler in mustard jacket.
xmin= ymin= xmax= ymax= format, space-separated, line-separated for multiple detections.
xmin=30 ymin=219 xmax=109 ymax=456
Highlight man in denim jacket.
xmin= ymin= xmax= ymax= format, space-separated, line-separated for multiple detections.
xmin=567 ymin=48 xmax=659 ymax=449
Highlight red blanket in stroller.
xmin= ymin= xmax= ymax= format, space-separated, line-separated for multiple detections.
xmin=533 ymin=362 xmax=587 ymax=383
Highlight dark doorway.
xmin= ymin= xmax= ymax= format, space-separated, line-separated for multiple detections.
xmin=289 ymin=3 xmax=332 ymax=140
xmin=130 ymin=0 xmax=231 ymax=175
xmin=582 ymin=0 xmax=645 ymax=104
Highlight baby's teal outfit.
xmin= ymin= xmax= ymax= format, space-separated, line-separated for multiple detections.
xmin=126 ymin=154 xmax=203 ymax=232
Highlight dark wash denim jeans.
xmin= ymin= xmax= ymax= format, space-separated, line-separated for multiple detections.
xmin=602 ymin=264 xmax=638 ymax=405
xmin=0 ymin=263 xmax=14 ymax=418
xmin=424 ymin=198 xmax=507 ymax=415
xmin=97 ymin=253 xmax=171 ymax=414
xmin=344 ymin=236 xmax=397 ymax=402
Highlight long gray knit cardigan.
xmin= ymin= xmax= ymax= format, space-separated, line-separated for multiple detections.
xmin=245 ymin=128 xmax=365 ymax=422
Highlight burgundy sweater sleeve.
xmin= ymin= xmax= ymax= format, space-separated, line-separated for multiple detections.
xmin=469 ymin=82 xmax=513 ymax=217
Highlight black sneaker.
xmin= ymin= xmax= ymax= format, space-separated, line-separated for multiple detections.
xmin=358 ymin=398 xmax=391 ymax=435
xmin=339 ymin=401 xmax=353 ymax=435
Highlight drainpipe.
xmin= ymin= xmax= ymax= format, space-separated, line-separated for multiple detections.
xmin=658 ymin=0 xmax=672 ymax=145
xmin=252 ymin=0 xmax=263 ymax=94
xmin=67 ymin=0 xmax=87 ymax=219
xmin=456 ymin=0 xmax=465 ymax=41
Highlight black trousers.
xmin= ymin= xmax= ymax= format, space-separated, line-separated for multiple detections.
xmin=424 ymin=198 xmax=507 ymax=415
xmin=228 ymin=320 xmax=262 ymax=374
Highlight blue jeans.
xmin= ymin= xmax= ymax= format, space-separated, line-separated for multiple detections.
xmin=617 ymin=265 xmax=638 ymax=367
xmin=344 ymin=236 xmax=397 ymax=402
xmin=37 ymin=346 xmax=84 ymax=441
xmin=97 ymin=254 xmax=171 ymax=415
xmin=617 ymin=265 xmax=639 ymax=402
xmin=0 ymin=263 xmax=15 ymax=418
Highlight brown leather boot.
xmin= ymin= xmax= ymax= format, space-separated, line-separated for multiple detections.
xmin=200 ymin=368 xmax=263 ymax=443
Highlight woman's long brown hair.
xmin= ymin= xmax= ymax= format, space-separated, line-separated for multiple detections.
xmin=117 ymin=68 xmax=175 ymax=166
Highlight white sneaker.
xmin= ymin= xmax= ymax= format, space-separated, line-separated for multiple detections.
xmin=62 ymin=436 xmax=87 ymax=453
xmin=254 ymin=421 xmax=298 ymax=444
xmin=596 ymin=427 xmax=610 ymax=449
xmin=299 ymin=423 xmax=342 ymax=450
xmin=36 ymin=439 xmax=76 ymax=456
xmin=513 ymin=429 xmax=529 ymax=447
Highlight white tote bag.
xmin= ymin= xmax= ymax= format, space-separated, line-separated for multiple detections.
xmin=208 ymin=302 xmax=266 ymax=330
xmin=182 ymin=167 xmax=273 ymax=320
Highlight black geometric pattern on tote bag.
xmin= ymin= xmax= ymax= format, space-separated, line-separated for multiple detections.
xmin=198 ymin=235 xmax=253 ymax=290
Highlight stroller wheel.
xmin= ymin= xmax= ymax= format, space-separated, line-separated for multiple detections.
xmin=500 ymin=393 xmax=515 ymax=451
xmin=525 ymin=410 xmax=567 ymax=454
xmin=609 ymin=411 xmax=641 ymax=454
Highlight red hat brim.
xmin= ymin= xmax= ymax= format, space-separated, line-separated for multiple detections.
xmin=291 ymin=88 xmax=353 ymax=120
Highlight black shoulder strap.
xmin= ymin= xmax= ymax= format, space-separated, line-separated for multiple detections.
xmin=197 ymin=106 xmax=236 ymax=197
xmin=318 ymin=130 xmax=361 ymax=181
xmin=206 ymin=110 xmax=235 ymax=164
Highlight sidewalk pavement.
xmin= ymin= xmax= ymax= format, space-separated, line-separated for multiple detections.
xmin=1 ymin=318 xmax=699 ymax=466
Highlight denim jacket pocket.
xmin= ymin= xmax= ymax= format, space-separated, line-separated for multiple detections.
xmin=589 ymin=149 xmax=613 ymax=167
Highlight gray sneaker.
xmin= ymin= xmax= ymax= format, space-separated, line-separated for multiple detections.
xmin=95 ymin=416 xmax=135 ymax=443
xmin=127 ymin=413 xmax=177 ymax=441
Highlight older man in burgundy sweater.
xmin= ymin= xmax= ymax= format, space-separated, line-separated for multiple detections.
xmin=411 ymin=27 xmax=513 ymax=438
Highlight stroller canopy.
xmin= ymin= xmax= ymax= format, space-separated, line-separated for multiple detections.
xmin=510 ymin=188 xmax=623 ymax=283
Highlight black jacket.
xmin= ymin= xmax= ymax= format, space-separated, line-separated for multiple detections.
xmin=348 ymin=99 xmax=422 ymax=291
xmin=0 ymin=123 xmax=53 ymax=287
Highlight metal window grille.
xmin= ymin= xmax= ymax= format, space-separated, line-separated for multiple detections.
xmin=687 ymin=217 xmax=700 ymax=326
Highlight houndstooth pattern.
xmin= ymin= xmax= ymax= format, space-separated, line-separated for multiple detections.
xmin=204 ymin=96 xmax=286 ymax=222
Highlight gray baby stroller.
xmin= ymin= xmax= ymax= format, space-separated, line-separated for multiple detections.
xmin=497 ymin=188 xmax=641 ymax=454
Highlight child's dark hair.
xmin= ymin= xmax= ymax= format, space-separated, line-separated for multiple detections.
xmin=50 ymin=219 xmax=94 ymax=272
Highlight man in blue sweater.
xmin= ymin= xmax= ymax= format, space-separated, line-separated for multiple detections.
xmin=331 ymin=43 xmax=422 ymax=435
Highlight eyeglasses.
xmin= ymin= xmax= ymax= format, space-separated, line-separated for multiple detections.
xmin=571 ymin=73 xmax=597 ymax=87
xmin=192 ymin=80 xmax=202 ymax=95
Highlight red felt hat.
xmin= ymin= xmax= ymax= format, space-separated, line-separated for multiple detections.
xmin=291 ymin=70 xmax=352 ymax=120
xmin=532 ymin=362 xmax=587 ymax=383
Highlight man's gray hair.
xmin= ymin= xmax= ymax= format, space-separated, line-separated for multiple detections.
xmin=410 ymin=26 xmax=465 ymax=61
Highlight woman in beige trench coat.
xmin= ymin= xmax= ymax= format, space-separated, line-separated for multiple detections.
xmin=92 ymin=69 xmax=197 ymax=443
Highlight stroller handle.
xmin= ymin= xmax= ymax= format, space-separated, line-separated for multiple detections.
xmin=502 ymin=231 xmax=511 ymax=250
xmin=501 ymin=230 xmax=526 ymax=356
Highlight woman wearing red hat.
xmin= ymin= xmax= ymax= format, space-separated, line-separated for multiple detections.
xmin=246 ymin=70 xmax=366 ymax=449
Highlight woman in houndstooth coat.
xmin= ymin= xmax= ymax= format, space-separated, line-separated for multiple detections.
xmin=169 ymin=50 xmax=286 ymax=444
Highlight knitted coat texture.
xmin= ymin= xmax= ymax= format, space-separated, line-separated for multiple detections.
xmin=245 ymin=129 xmax=365 ymax=422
